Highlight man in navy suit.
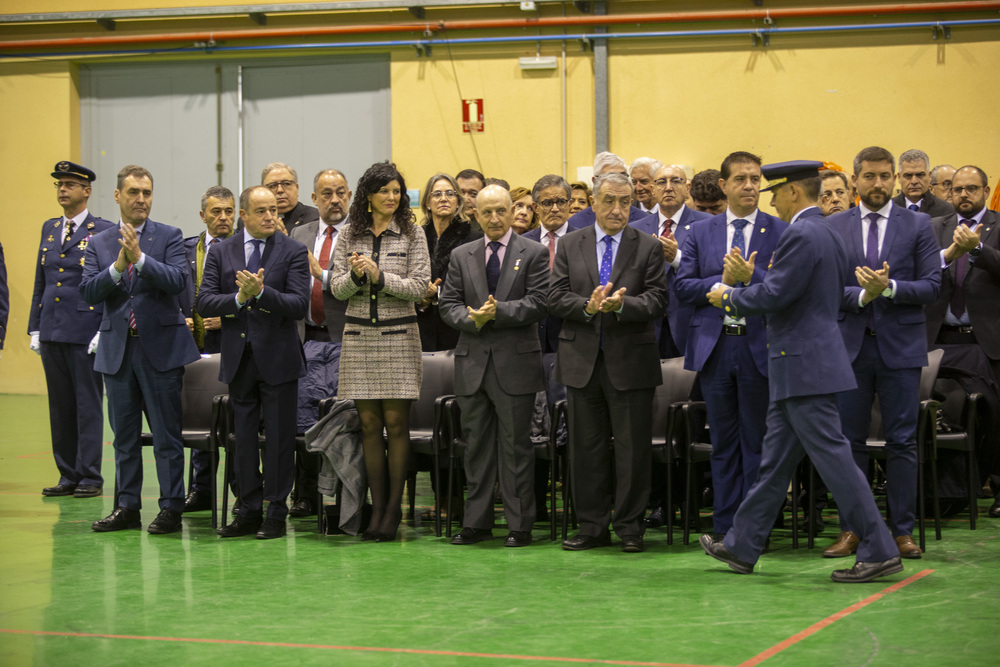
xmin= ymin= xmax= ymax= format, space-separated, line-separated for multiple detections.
xmin=701 ymin=160 xmax=902 ymax=583
xmin=631 ymin=164 xmax=712 ymax=358
xmin=675 ymin=151 xmax=787 ymax=540
xmin=925 ymin=166 xmax=1000 ymax=518
xmin=825 ymin=146 xmax=941 ymax=560
xmin=549 ymin=172 xmax=668 ymax=553
xmin=30 ymin=161 xmax=114 ymax=498
xmin=180 ymin=186 xmax=236 ymax=514
xmin=197 ymin=186 xmax=310 ymax=539
xmin=80 ymin=165 xmax=201 ymax=534
xmin=567 ymin=152 xmax=651 ymax=230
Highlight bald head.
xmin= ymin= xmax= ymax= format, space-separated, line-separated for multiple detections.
xmin=476 ymin=185 xmax=514 ymax=241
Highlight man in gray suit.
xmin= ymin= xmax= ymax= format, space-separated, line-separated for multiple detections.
xmin=439 ymin=185 xmax=550 ymax=547
xmin=549 ymin=172 xmax=669 ymax=553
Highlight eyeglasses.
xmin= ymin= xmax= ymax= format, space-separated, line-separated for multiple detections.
xmin=538 ymin=198 xmax=569 ymax=208
xmin=952 ymin=185 xmax=982 ymax=196
xmin=430 ymin=190 xmax=457 ymax=200
xmin=653 ymin=177 xmax=686 ymax=187
xmin=265 ymin=180 xmax=296 ymax=192
xmin=53 ymin=181 xmax=86 ymax=190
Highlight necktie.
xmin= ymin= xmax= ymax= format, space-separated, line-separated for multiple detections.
xmin=950 ymin=219 xmax=976 ymax=319
xmin=247 ymin=239 xmax=263 ymax=274
xmin=908 ymin=203 xmax=920 ymax=212
xmin=731 ymin=219 xmax=748 ymax=256
xmin=865 ymin=213 xmax=880 ymax=269
xmin=193 ymin=238 xmax=221 ymax=349
xmin=486 ymin=241 xmax=502 ymax=295
xmin=599 ymin=235 xmax=614 ymax=286
xmin=63 ymin=220 xmax=76 ymax=248
xmin=311 ymin=226 xmax=335 ymax=325
xmin=127 ymin=263 xmax=137 ymax=332
xmin=545 ymin=231 xmax=556 ymax=269
xmin=662 ymin=219 xmax=674 ymax=238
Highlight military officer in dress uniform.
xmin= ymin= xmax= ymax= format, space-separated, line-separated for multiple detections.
xmin=29 ymin=161 xmax=115 ymax=498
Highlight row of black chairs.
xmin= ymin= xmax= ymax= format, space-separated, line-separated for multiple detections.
xmin=137 ymin=348 xmax=983 ymax=546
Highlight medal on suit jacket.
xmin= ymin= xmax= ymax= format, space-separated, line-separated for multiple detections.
xmin=514 ymin=258 xmax=521 ymax=271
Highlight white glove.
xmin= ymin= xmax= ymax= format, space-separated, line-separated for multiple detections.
xmin=87 ymin=332 xmax=100 ymax=355
xmin=29 ymin=332 xmax=41 ymax=355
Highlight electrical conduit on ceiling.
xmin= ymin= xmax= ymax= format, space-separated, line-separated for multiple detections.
xmin=2 ymin=1 xmax=1000 ymax=54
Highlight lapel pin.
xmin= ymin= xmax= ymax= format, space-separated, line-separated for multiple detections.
xmin=79 ymin=257 xmax=86 ymax=267
xmin=760 ymin=228 xmax=766 ymax=233
xmin=514 ymin=258 xmax=521 ymax=271
xmin=54 ymin=221 xmax=61 ymax=228
xmin=87 ymin=221 xmax=95 ymax=230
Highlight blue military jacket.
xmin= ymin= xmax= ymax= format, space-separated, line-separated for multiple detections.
xmin=29 ymin=212 xmax=114 ymax=344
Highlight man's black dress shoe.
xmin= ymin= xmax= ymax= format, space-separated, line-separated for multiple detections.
xmin=73 ymin=485 xmax=103 ymax=498
xmin=450 ymin=527 xmax=493 ymax=545
xmin=183 ymin=490 xmax=212 ymax=513
xmin=988 ymin=497 xmax=1000 ymax=518
xmin=289 ymin=498 xmax=315 ymax=518
xmin=699 ymin=533 xmax=754 ymax=574
xmin=645 ymin=507 xmax=666 ymax=528
xmin=562 ymin=533 xmax=612 ymax=551
xmin=621 ymin=535 xmax=645 ymax=553
xmin=218 ymin=513 xmax=263 ymax=537
xmin=830 ymin=557 xmax=903 ymax=583
xmin=147 ymin=509 xmax=183 ymax=534
xmin=92 ymin=507 xmax=142 ymax=532
xmin=504 ymin=531 xmax=532 ymax=547
xmin=42 ymin=483 xmax=76 ymax=497
xmin=256 ymin=518 xmax=287 ymax=539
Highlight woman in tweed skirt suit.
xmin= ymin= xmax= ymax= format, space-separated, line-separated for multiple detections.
xmin=330 ymin=162 xmax=430 ymax=542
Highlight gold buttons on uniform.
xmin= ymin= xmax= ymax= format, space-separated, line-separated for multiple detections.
xmin=60 ymin=254 xmax=65 ymax=259
xmin=55 ymin=297 xmax=60 ymax=302
xmin=56 ymin=282 xmax=62 ymax=287
xmin=58 ymin=268 xmax=64 ymax=272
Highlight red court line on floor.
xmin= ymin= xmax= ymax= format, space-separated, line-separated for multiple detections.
xmin=0 ymin=629 xmax=718 ymax=666
xmin=737 ymin=568 xmax=934 ymax=667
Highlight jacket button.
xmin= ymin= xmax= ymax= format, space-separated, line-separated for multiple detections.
xmin=56 ymin=282 xmax=62 ymax=287
xmin=55 ymin=297 xmax=60 ymax=302
xmin=89 ymin=306 xmax=94 ymax=310
xmin=59 ymin=268 xmax=64 ymax=272
xmin=60 ymin=254 xmax=66 ymax=259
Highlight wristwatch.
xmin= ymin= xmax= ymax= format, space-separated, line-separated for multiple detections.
xmin=969 ymin=243 xmax=983 ymax=258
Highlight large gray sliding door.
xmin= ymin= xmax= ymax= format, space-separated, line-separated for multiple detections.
xmin=80 ymin=56 xmax=390 ymax=237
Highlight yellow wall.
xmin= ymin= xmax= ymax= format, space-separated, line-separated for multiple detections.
xmin=2 ymin=5 xmax=1000 ymax=395
xmin=0 ymin=62 xmax=78 ymax=394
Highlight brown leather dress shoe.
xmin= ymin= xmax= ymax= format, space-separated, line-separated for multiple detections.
xmin=823 ymin=530 xmax=859 ymax=558
xmin=895 ymin=534 xmax=923 ymax=559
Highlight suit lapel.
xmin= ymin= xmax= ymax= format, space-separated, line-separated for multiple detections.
xmin=579 ymin=226 xmax=600 ymax=287
xmin=467 ymin=241 xmax=489 ymax=303
xmin=747 ymin=212 xmax=771 ymax=254
xmin=849 ymin=209 xmax=866 ymax=265
xmin=494 ymin=235 xmax=521 ymax=301
xmin=881 ymin=207 xmax=901 ymax=265
xmin=609 ymin=227 xmax=637 ymax=287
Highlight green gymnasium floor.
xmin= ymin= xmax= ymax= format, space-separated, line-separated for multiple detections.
xmin=1 ymin=393 xmax=998 ymax=667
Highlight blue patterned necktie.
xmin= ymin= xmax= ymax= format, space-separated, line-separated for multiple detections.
xmin=247 ymin=239 xmax=263 ymax=273
xmin=599 ymin=235 xmax=614 ymax=286
xmin=908 ymin=203 xmax=919 ymax=212
xmin=486 ymin=241 xmax=501 ymax=295
xmin=865 ymin=213 xmax=880 ymax=269
xmin=731 ymin=219 xmax=748 ymax=256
